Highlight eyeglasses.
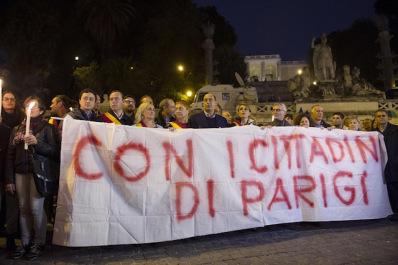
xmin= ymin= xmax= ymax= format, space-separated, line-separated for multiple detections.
xmin=272 ymin=108 xmax=284 ymax=112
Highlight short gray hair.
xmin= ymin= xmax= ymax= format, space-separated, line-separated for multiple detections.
xmin=159 ymin=98 xmax=173 ymax=110
xmin=272 ymin=103 xmax=287 ymax=112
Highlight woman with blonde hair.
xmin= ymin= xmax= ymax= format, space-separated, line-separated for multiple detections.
xmin=234 ymin=104 xmax=255 ymax=126
xmin=345 ymin=115 xmax=361 ymax=131
xmin=134 ymin=102 xmax=162 ymax=128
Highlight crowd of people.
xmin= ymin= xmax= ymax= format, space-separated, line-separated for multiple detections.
xmin=0 ymin=88 xmax=397 ymax=260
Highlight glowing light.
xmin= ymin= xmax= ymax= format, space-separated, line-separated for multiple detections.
xmin=24 ymin=101 xmax=37 ymax=150
xmin=177 ymin=64 xmax=184 ymax=72
xmin=186 ymin=90 xmax=193 ymax=97
xmin=297 ymin=69 xmax=303 ymax=75
xmin=313 ymin=81 xmax=317 ymax=85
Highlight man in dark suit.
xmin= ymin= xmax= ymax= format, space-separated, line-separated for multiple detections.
xmin=188 ymin=93 xmax=228 ymax=128
xmin=375 ymin=109 xmax=398 ymax=221
xmin=100 ymin=90 xmax=133 ymax=125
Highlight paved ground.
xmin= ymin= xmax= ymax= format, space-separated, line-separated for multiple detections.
xmin=0 ymin=219 xmax=397 ymax=265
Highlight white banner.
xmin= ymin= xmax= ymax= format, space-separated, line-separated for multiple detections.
xmin=53 ymin=117 xmax=392 ymax=247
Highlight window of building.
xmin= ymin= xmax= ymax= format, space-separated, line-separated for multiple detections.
xmin=222 ymin=93 xmax=230 ymax=101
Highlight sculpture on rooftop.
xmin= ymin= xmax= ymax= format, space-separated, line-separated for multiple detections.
xmin=351 ymin=67 xmax=385 ymax=98
xmin=287 ymin=66 xmax=311 ymax=99
xmin=312 ymin=34 xmax=336 ymax=81
xmin=376 ymin=15 xmax=396 ymax=90
xmin=287 ymin=33 xmax=386 ymax=101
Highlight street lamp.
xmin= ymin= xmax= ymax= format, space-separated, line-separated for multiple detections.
xmin=177 ymin=64 xmax=185 ymax=72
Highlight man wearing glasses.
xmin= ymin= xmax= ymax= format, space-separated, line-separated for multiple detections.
xmin=270 ymin=103 xmax=290 ymax=126
xmin=123 ymin=95 xmax=136 ymax=119
xmin=1 ymin=90 xmax=23 ymax=128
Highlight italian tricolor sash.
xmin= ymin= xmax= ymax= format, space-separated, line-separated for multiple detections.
xmin=169 ymin=122 xmax=182 ymax=129
xmin=103 ymin=112 xmax=122 ymax=125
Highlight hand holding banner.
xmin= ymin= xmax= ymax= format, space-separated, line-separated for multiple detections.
xmin=53 ymin=118 xmax=392 ymax=247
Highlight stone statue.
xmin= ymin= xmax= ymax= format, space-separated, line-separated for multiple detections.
xmin=342 ymin=65 xmax=352 ymax=89
xmin=351 ymin=67 xmax=385 ymax=98
xmin=288 ymin=73 xmax=310 ymax=99
xmin=376 ymin=15 xmax=396 ymax=90
xmin=202 ymin=22 xmax=215 ymax=85
xmin=312 ymin=34 xmax=335 ymax=81
xmin=301 ymin=66 xmax=312 ymax=92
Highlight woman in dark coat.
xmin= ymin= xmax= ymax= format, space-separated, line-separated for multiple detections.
xmin=5 ymin=96 xmax=59 ymax=260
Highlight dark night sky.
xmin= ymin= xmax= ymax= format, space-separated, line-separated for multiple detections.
xmin=193 ymin=0 xmax=376 ymax=60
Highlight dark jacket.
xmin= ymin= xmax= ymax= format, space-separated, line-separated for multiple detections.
xmin=0 ymin=124 xmax=11 ymax=183
xmin=270 ymin=119 xmax=290 ymax=127
xmin=188 ymin=112 xmax=228 ymax=128
xmin=1 ymin=108 xmax=24 ymax=129
xmin=5 ymin=118 xmax=60 ymax=184
xmin=156 ymin=113 xmax=175 ymax=128
xmin=310 ymin=119 xmax=331 ymax=128
xmin=378 ymin=123 xmax=398 ymax=183
xmin=100 ymin=110 xmax=134 ymax=125
xmin=67 ymin=108 xmax=99 ymax=121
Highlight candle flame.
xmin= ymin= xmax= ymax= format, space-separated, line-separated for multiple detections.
xmin=27 ymin=101 xmax=36 ymax=111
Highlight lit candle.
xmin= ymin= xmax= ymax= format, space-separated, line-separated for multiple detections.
xmin=0 ymin=79 xmax=3 ymax=119
xmin=24 ymin=101 xmax=36 ymax=150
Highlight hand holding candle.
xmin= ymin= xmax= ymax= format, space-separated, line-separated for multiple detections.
xmin=24 ymin=101 xmax=36 ymax=150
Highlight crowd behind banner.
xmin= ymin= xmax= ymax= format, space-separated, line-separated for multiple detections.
xmin=0 ymin=88 xmax=397 ymax=259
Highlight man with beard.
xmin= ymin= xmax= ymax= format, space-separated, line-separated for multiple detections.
xmin=49 ymin=95 xmax=74 ymax=134
xmin=123 ymin=95 xmax=136 ymax=119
